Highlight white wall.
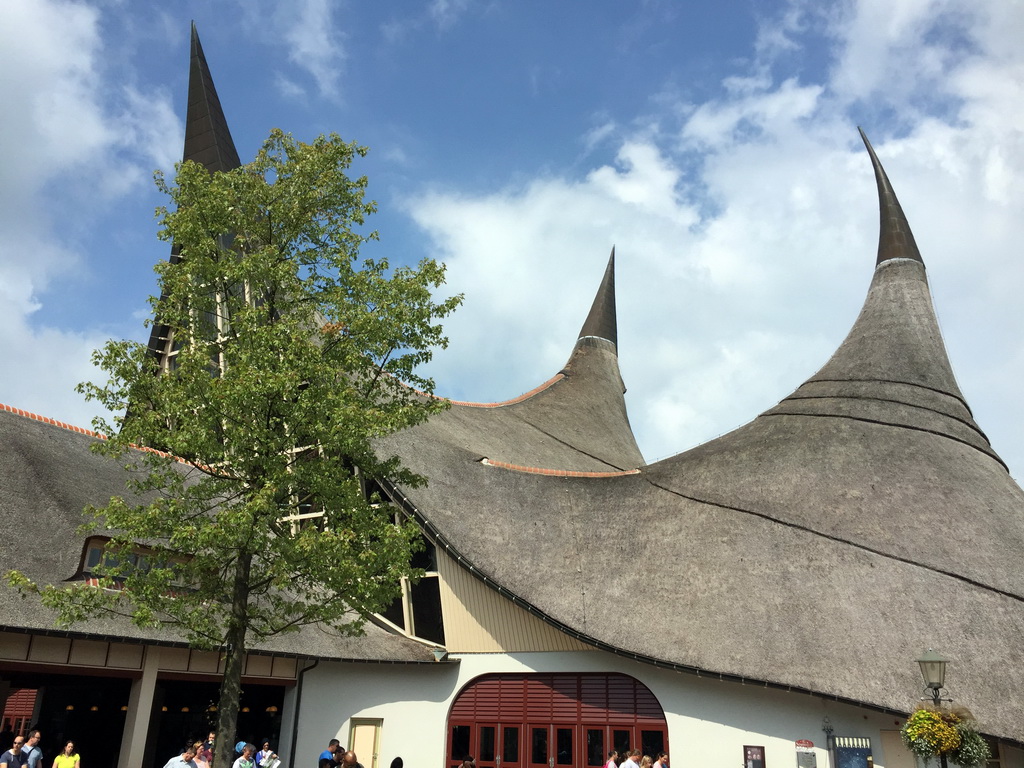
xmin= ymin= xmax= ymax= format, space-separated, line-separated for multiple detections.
xmin=290 ymin=651 xmax=1022 ymax=768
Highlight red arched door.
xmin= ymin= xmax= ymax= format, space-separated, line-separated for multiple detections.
xmin=446 ymin=674 xmax=668 ymax=768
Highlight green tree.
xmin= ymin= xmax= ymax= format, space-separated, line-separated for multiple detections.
xmin=7 ymin=129 xmax=461 ymax=768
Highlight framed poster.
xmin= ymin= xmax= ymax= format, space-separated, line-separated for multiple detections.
xmin=745 ymin=745 xmax=766 ymax=768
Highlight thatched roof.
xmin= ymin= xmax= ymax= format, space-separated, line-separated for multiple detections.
xmin=0 ymin=405 xmax=437 ymax=664
xmin=423 ymin=248 xmax=644 ymax=473
xmin=383 ymin=134 xmax=1024 ymax=743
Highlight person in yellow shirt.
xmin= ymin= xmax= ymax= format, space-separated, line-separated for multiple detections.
xmin=51 ymin=741 xmax=79 ymax=768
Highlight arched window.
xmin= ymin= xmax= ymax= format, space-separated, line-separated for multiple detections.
xmin=447 ymin=673 xmax=668 ymax=768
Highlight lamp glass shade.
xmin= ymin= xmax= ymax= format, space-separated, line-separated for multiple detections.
xmin=917 ymin=648 xmax=947 ymax=689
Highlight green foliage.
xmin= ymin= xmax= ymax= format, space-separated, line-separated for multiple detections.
xmin=902 ymin=708 xmax=961 ymax=760
xmin=950 ymin=722 xmax=991 ymax=767
xmin=900 ymin=706 xmax=992 ymax=767
xmin=7 ymin=128 xmax=459 ymax=693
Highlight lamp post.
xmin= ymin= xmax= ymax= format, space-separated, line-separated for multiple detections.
xmin=917 ymin=649 xmax=950 ymax=706
xmin=916 ymin=649 xmax=951 ymax=768
xmin=822 ymin=717 xmax=834 ymax=768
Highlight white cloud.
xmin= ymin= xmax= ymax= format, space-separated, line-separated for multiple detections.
xmin=404 ymin=0 xmax=1024 ymax=477
xmin=0 ymin=0 xmax=178 ymax=428
xmin=274 ymin=73 xmax=306 ymax=100
xmin=285 ymin=0 xmax=344 ymax=98
xmin=429 ymin=0 xmax=474 ymax=29
xmin=238 ymin=0 xmax=345 ymax=100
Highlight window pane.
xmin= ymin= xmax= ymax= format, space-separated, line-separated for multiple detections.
xmin=480 ymin=727 xmax=496 ymax=762
xmin=586 ymin=730 xmax=605 ymax=766
xmin=641 ymin=731 xmax=664 ymax=757
xmin=745 ymin=746 xmax=766 ymax=768
xmin=86 ymin=547 xmax=103 ymax=568
xmin=613 ymin=731 xmax=631 ymax=755
xmin=556 ymin=729 xmax=573 ymax=765
xmin=380 ymin=595 xmax=405 ymax=629
xmin=411 ymin=576 xmax=445 ymax=644
xmin=504 ymin=728 xmax=520 ymax=763
xmin=451 ymin=725 xmax=470 ymax=761
xmin=532 ymin=728 xmax=549 ymax=765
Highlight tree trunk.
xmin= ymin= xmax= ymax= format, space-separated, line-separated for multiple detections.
xmin=214 ymin=552 xmax=252 ymax=768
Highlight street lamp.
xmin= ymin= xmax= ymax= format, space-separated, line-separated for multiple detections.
xmin=916 ymin=649 xmax=951 ymax=768
xmin=916 ymin=648 xmax=950 ymax=706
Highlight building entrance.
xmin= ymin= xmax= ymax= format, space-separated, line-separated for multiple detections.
xmin=0 ymin=670 xmax=132 ymax=768
xmin=148 ymin=679 xmax=285 ymax=765
xmin=446 ymin=674 xmax=668 ymax=768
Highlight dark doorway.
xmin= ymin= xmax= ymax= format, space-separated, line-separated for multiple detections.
xmin=150 ymin=680 xmax=285 ymax=765
xmin=0 ymin=671 xmax=132 ymax=768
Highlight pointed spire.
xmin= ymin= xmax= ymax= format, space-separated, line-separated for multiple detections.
xmin=755 ymin=130 xmax=1002 ymax=467
xmin=577 ymin=247 xmax=618 ymax=349
xmin=145 ymin=24 xmax=241 ymax=369
xmin=184 ymin=22 xmax=241 ymax=173
xmin=859 ymin=128 xmax=923 ymax=266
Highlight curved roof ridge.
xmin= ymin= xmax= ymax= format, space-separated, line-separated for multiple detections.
xmin=445 ymin=374 xmax=565 ymax=408
xmin=640 ymin=472 xmax=1024 ymax=602
xmin=480 ymin=458 xmax=640 ymax=477
xmin=0 ymin=402 xmax=106 ymax=438
xmin=803 ymin=376 xmax=972 ymax=410
xmin=0 ymin=403 xmax=186 ymax=464
xmin=577 ymin=247 xmax=617 ymax=350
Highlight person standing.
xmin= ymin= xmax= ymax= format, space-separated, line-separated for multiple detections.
xmin=1 ymin=736 xmax=24 ymax=768
xmin=231 ymin=743 xmax=256 ymax=768
xmin=604 ymin=751 xmax=618 ymax=768
xmin=256 ymin=741 xmax=277 ymax=767
xmin=341 ymin=751 xmax=364 ymax=768
xmin=318 ymin=740 xmax=341 ymax=768
xmin=192 ymin=741 xmax=211 ymax=768
xmin=161 ymin=744 xmax=198 ymax=768
xmin=20 ymin=731 xmax=42 ymax=768
xmin=620 ymin=750 xmax=640 ymax=768
xmin=199 ymin=732 xmax=215 ymax=765
xmin=50 ymin=741 xmax=79 ymax=768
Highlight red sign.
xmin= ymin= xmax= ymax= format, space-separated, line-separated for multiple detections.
xmin=795 ymin=740 xmax=815 ymax=749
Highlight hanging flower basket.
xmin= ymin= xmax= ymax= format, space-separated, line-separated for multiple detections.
xmin=900 ymin=706 xmax=991 ymax=767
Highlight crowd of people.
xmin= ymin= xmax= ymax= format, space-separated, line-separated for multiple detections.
xmin=161 ymin=731 xmax=281 ymax=768
xmin=316 ymin=739 xmax=378 ymax=768
xmin=605 ymin=749 xmax=669 ymax=768
xmin=317 ymin=742 xmax=407 ymax=768
xmin=0 ymin=727 xmax=441 ymax=768
xmin=0 ymin=730 xmax=75 ymax=768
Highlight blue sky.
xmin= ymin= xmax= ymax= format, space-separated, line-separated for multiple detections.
xmin=3 ymin=0 xmax=1024 ymax=476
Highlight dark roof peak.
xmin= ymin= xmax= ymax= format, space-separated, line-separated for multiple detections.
xmin=184 ymin=24 xmax=241 ymax=173
xmin=859 ymin=128 xmax=923 ymax=266
xmin=577 ymin=247 xmax=617 ymax=350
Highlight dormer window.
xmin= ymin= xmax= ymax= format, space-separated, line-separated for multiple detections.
xmin=73 ymin=536 xmax=187 ymax=590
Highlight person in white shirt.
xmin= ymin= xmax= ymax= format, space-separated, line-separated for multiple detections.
xmin=162 ymin=745 xmax=198 ymax=768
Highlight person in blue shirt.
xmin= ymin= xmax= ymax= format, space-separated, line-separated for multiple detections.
xmin=1 ymin=735 xmax=25 ymax=768
xmin=20 ymin=731 xmax=42 ymax=768
xmin=318 ymin=740 xmax=341 ymax=768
